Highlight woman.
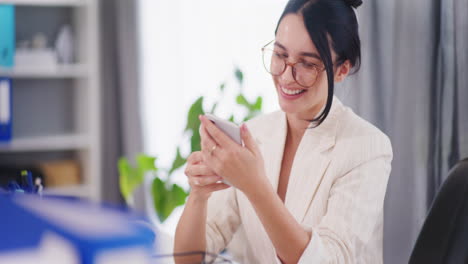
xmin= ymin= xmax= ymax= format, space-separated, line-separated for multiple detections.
xmin=175 ymin=0 xmax=393 ymax=263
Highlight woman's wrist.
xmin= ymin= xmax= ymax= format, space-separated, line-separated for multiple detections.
xmin=241 ymin=173 xmax=272 ymax=200
xmin=187 ymin=191 xmax=211 ymax=204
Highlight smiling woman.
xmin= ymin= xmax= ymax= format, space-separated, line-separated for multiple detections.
xmin=174 ymin=0 xmax=393 ymax=263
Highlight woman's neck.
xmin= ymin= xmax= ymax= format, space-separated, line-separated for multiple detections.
xmin=285 ymin=114 xmax=309 ymax=143
xmin=285 ymin=97 xmax=328 ymax=142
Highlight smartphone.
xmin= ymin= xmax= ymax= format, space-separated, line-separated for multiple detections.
xmin=205 ymin=114 xmax=242 ymax=145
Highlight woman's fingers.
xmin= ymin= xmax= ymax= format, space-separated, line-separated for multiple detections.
xmin=187 ymin=151 xmax=203 ymax=165
xmin=186 ymin=151 xmax=230 ymax=194
xmin=189 ymin=175 xmax=222 ymax=187
xmin=204 ymin=182 xmax=230 ymax=192
xmin=185 ymin=163 xmax=217 ymax=177
xmin=200 ymin=125 xmax=219 ymax=154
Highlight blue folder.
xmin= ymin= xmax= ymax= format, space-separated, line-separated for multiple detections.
xmin=0 ymin=4 xmax=15 ymax=68
xmin=0 ymin=78 xmax=12 ymax=142
xmin=0 ymin=195 xmax=156 ymax=263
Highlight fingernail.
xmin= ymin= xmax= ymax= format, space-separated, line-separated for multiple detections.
xmin=241 ymin=124 xmax=247 ymax=132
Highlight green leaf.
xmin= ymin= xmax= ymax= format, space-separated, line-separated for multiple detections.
xmin=136 ymin=154 xmax=157 ymax=172
xmin=234 ymin=68 xmax=244 ymax=85
xmin=152 ymin=178 xmax=188 ymax=222
xmin=185 ymin=96 xmax=205 ymax=132
xmin=168 ymin=147 xmax=187 ymax=176
xmin=185 ymin=97 xmax=204 ymax=153
xmin=210 ymin=102 xmax=218 ymax=114
xmin=118 ymin=157 xmax=142 ymax=203
xmin=118 ymin=158 xmax=132 ymax=201
xmin=253 ymin=96 xmax=263 ymax=111
xmin=152 ymin=177 xmax=167 ymax=222
xmin=228 ymin=115 xmax=235 ymax=123
xmin=236 ymin=94 xmax=251 ymax=109
xmin=242 ymin=110 xmax=259 ymax=121
xmin=219 ymin=83 xmax=226 ymax=92
xmin=191 ymin=128 xmax=201 ymax=152
xmin=171 ymin=184 xmax=188 ymax=205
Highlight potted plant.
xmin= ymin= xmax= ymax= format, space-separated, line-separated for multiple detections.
xmin=118 ymin=67 xmax=263 ymax=223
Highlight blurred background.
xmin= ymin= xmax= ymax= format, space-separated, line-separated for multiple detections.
xmin=0 ymin=0 xmax=466 ymax=263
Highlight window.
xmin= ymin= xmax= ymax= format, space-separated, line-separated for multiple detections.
xmin=138 ymin=0 xmax=287 ymax=232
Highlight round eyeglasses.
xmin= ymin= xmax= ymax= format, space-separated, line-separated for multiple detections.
xmin=261 ymin=40 xmax=325 ymax=88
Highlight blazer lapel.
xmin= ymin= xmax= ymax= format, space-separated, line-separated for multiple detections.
xmin=258 ymin=111 xmax=288 ymax=191
xmin=245 ymin=111 xmax=287 ymax=263
xmin=243 ymin=97 xmax=343 ymax=262
xmin=285 ymin=97 xmax=343 ymax=222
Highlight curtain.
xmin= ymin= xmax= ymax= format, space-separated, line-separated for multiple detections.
xmin=100 ymin=0 xmax=143 ymax=204
xmin=428 ymin=0 xmax=468 ymax=206
xmin=338 ymin=0 xmax=468 ymax=263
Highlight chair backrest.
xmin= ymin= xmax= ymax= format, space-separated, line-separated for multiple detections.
xmin=409 ymin=158 xmax=468 ymax=264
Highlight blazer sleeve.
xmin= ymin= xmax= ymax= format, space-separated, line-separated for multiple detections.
xmin=205 ymin=187 xmax=242 ymax=255
xmin=298 ymin=133 xmax=393 ymax=263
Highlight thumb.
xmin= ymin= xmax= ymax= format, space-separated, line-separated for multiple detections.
xmin=241 ymin=124 xmax=260 ymax=154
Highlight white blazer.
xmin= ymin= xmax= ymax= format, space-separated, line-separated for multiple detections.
xmin=205 ymin=96 xmax=393 ymax=263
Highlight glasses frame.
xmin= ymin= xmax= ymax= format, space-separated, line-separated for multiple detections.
xmin=261 ymin=40 xmax=326 ymax=88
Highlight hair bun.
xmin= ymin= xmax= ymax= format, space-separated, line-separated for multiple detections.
xmin=344 ymin=0 xmax=363 ymax=8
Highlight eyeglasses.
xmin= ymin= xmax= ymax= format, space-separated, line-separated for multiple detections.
xmin=261 ymin=40 xmax=325 ymax=88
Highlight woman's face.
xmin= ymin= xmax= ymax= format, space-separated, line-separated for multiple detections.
xmin=273 ymin=14 xmax=333 ymax=120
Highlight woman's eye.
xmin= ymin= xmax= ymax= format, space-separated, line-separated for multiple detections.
xmin=301 ymin=62 xmax=318 ymax=69
xmin=273 ymin=52 xmax=288 ymax=59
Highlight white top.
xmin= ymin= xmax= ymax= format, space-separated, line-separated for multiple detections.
xmin=205 ymin=96 xmax=393 ymax=263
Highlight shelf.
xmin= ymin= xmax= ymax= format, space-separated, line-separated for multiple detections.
xmin=0 ymin=64 xmax=88 ymax=79
xmin=0 ymin=0 xmax=86 ymax=7
xmin=0 ymin=134 xmax=89 ymax=152
xmin=43 ymin=184 xmax=90 ymax=198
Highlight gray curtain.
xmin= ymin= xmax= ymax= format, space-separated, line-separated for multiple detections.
xmin=336 ymin=1 xmax=468 ymax=263
xmin=428 ymin=0 xmax=468 ymax=205
xmin=100 ymin=0 xmax=142 ymax=204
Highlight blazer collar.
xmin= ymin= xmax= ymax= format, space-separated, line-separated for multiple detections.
xmin=261 ymin=96 xmax=344 ymax=222
xmin=262 ymin=96 xmax=343 ymax=149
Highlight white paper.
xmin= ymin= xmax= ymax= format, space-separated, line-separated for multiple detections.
xmin=95 ymin=247 xmax=151 ymax=264
xmin=0 ymin=80 xmax=10 ymax=124
xmin=0 ymin=232 xmax=79 ymax=264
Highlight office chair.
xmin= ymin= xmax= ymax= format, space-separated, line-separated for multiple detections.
xmin=409 ymin=158 xmax=468 ymax=264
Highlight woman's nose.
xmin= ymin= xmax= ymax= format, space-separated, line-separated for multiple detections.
xmin=279 ymin=63 xmax=295 ymax=84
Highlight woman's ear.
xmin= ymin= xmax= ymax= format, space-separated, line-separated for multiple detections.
xmin=334 ymin=60 xmax=351 ymax=83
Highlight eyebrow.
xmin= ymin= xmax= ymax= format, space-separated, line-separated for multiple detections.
xmin=274 ymin=41 xmax=322 ymax=60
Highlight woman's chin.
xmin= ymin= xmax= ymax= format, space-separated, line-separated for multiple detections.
xmin=278 ymin=100 xmax=301 ymax=114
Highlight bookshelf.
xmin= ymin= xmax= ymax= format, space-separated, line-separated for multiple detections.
xmin=0 ymin=134 xmax=88 ymax=152
xmin=0 ymin=64 xmax=87 ymax=78
xmin=0 ymin=0 xmax=102 ymax=201
xmin=0 ymin=0 xmax=86 ymax=7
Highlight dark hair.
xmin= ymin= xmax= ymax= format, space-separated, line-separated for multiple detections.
xmin=275 ymin=0 xmax=362 ymax=126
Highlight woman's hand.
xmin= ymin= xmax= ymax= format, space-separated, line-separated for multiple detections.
xmin=184 ymin=151 xmax=230 ymax=200
xmin=199 ymin=115 xmax=267 ymax=195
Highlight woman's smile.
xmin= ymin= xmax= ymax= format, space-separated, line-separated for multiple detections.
xmin=278 ymin=85 xmax=308 ymax=100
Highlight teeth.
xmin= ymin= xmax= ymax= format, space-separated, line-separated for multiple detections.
xmin=281 ymin=87 xmax=304 ymax=95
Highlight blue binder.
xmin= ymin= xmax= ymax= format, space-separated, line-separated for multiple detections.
xmin=0 ymin=195 xmax=156 ymax=263
xmin=0 ymin=5 xmax=15 ymax=68
xmin=0 ymin=78 xmax=12 ymax=142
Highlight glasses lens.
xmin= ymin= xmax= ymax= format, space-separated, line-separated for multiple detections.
xmin=262 ymin=49 xmax=285 ymax=76
xmin=294 ymin=63 xmax=319 ymax=87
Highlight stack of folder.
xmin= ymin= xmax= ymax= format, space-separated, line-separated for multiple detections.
xmin=0 ymin=4 xmax=14 ymax=143
xmin=0 ymin=195 xmax=156 ymax=264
